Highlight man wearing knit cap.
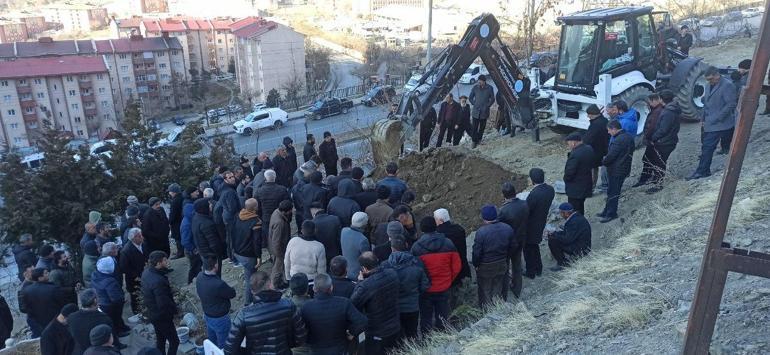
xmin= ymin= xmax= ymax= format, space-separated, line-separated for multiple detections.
xmin=546 ymin=203 xmax=592 ymax=271
xmin=40 ymin=303 xmax=78 ymax=355
xmin=88 ymin=211 xmax=102 ymax=225
xmin=303 ymin=134 xmax=317 ymax=163
xmin=126 ymin=195 xmax=149 ymax=219
xmin=373 ymin=221 xmax=404 ymax=261
xmin=91 ymin=257 xmax=129 ymax=338
xmin=283 ymin=136 xmax=298 ymax=175
xmin=84 ymin=324 xmax=119 ymax=354
xmin=167 ymin=183 xmax=185 ymax=259
xmin=411 ymin=216 xmax=460 ymax=333
xmin=473 ymin=204 xmax=516 ymax=307
xmin=318 ymin=131 xmax=339 ymax=176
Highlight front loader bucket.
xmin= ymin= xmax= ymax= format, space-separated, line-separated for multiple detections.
xmin=371 ymin=119 xmax=403 ymax=167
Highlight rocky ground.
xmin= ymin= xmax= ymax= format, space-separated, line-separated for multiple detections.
xmin=402 ymin=37 xmax=770 ymax=354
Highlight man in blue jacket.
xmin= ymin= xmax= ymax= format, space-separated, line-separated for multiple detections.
xmin=546 ymin=203 xmax=591 ymax=271
xmin=606 ymin=100 xmax=639 ymax=137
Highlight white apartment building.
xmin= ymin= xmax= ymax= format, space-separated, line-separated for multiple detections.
xmin=42 ymin=3 xmax=109 ymax=33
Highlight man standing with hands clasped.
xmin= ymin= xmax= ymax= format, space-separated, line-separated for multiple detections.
xmin=469 ymin=75 xmax=495 ymax=148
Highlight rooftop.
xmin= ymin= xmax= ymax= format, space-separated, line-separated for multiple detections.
xmin=44 ymin=3 xmax=105 ymax=11
xmin=0 ymin=56 xmax=107 ymax=79
xmin=0 ymin=37 xmax=183 ymax=59
xmin=231 ymin=17 xmax=278 ymax=38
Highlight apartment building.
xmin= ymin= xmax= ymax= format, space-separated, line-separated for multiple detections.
xmin=231 ymin=17 xmax=306 ymax=102
xmin=0 ymin=20 xmax=28 ymax=44
xmin=0 ymin=56 xmax=116 ymax=149
xmin=352 ymin=0 xmax=427 ymax=16
xmin=1 ymin=12 xmax=48 ymax=39
xmin=43 ymin=3 xmax=108 ymax=33
xmin=132 ymin=0 xmax=169 ymax=13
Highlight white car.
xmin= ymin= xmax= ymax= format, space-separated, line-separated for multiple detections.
xmin=403 ymin=74 xmax=422 ymax=92
xmin=743 ymin=7 xmax=763 ymax=18
xmin=403 ymin=73 xmax=434 ymax=96
xmin=157 ymin=127 xmax=184 ymax=147
xmin=252 ymin=102 xmax=267 ymax=111
xmin=459 ymin=64 xmax=489 ymax=84
xmin=233 ymin=108 xmax=288 ymax=135
xmin=700 ymin=16 xmax=723 ymax=27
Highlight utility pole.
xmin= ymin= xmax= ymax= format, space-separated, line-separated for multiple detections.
xmin=426 ymin=0 xmax=433 ymax=65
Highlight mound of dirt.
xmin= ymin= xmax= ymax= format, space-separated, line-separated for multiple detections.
xmin=397 ymin=147 xmax=529 ymax=231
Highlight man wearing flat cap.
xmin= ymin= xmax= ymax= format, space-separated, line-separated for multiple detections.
xmin=546 ymin=203 xmax=592 ymax=272
xmin=563 ymin=132 xmax=595 ymax=216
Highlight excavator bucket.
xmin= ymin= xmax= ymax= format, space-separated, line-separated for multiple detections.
xmin=371 ymin=118 xmax=403 ymax=167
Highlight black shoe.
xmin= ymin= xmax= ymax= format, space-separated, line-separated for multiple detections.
xmin=632 ymin=181 xmax=648 ymax=188
xmin=646 ymin=185 xmax=663 ymax=194
xmin=600 ymin=216 xmax=617 ymax=223
xmin=686 ymin=172 xmax=709 ymax=181
xmin=549 ymin=265 xmax=565 ymax=272
xmin=716 ymin=149 xmax=729 ymax=155
xmin=524 ymin=273 xmax=536 ymax=279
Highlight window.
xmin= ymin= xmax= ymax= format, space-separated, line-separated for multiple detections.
xmin=18 ymin=79 xmax=26 ymax=85
xmin=161 ymin=73 xmax=170 ymax=79
xmin=103 ymin=114 xmax=110 ymax=120
xmin=123 ymin=77 xmax=131 ymax=83
xmin=218 ymin=39 xmax=222 ymax=44
xmin=598 ymin=20 xmax=634 ymax=73
xmin=125 ymin=88 xmax=133 ymax=95
xmin=36 ymin=92 xmax=44 ymax=98
xmin=2 ymin=95 xmax=10 ymax=102
xmin=13 ymin=137 xmax=22 ymax=144
xmin=56 ymin=98 xmax=60 ymax=104
xmin=101 ymin=100 xmax=109 ymax=108
xmin=557 ymin=24 xmax=599 ymax=86
xmin=66 ymin=76 xmax=73 ymax=82
xmin=74 ymin=116 xmax=81 ymax=122
xmin=71 ymin=103 xmax=79 ymax=110
xmin=121 ymin=65 xmax=129 ymax=72
xmin=59 ymin=112 xmax=63 ymax=118
xmin=171 ymin=50 xmax=179 ymax=55
xmin=159 ymin=63 xmax=167 ymax=68
xmin=53 ymin=84 xmax=57 ymax=90
xmin=156 ymin=52 xmax=165 ymax=57
xmin=98 ymin=87 xmax=105 ymax=94
xmin=0 ymin=81 xmax=7 ymax=86
xmin=119 ymin=54 xmax=127 ymax=59
xmin=69 ymin=90 xmax=76 ymax=96
xmin=7 ymin=109 xmax=16 ymax=115
xmin=636 ymin=15 xmax=655 ymax=60
xmin=27 ymin=121 xmax=37 ymax=129
xmin=162 ymin=85 xmax=171 ymax=91
xmin=77 ymin=130 xmax=84 ymax=136
xmin=78 ymin=75 xmax=87 ymax=81
xmin=97 ymin=74 xmax=104 ymax=80
xmin=34 ymin=79 xmax=42 ymax=84
xmin=10 ymin=123 xmax=18 ymax=129
xmin=25 ymin=107 xmax=33 ymax=113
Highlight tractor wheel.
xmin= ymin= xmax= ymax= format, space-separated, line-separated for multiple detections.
xmin=616 ymin=85 xmax=653 ymax=148
xmin=675 ymin=60 xmax=710 ymax=122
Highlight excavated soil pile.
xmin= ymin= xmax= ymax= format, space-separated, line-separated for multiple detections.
xmin=398 ymin=147 xmax=529 ymax=231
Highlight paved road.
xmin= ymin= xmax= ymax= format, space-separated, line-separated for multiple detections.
xmin=327 ymin=54 xmax=363 ymax=90
xmin=697 ymin=15 xmax=762 ymax=42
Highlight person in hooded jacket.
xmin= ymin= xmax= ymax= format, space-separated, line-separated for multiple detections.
xmin=310 ymin=203 xmax=342 ymax=266
xmin=233 ymin=198 xmax=262 ymax=305
xmin=292 ymin=161 xmax=317 ymax=232
xmin=180 ymin=191 xmax=201 ymax=284
xmin=327 ymin=179 xmax=362 ymax=228
xmin=300 ymin=171 xmax=328 ymax=221
xmin=192 ymin=198 xmax=224 ymax=275
xmin=642 ymin=89 xmax=680 ymax=193
xmin=303 ymin=134 xmax=316 ymax=163
xmin=283 ymin=136 xmax=299 ymax=176
xmin=606 ymin=100 xmax=639 ymax=137
xmin=90 ymin=257 xmax=127 ymax=338
xmin=381 ymin=236 xmax=430 ymax=341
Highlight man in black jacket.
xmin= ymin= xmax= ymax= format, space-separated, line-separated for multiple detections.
xmin=40 ymin=303 xmax=78 ymax=355
xmin=301 ymin=171 xmax=328 ymax=221
xmin=68 ymin=289 xmax=125 ymax=355
xmin=311 ymin=203 xmax=342 ymax=266
xmin=301 ymin=273 xmax=367 ymax=354
xmin=303 ymin=134 xmax=316 ymax=162
xmin=328 ymin=179 xmax=362 ymax=228
xmin=141 ymin=251 xmax=179 ymax=355
xmin=224 ymin=271 xmax=306 ymax=354
xmin=677 ymin=25 xmax=693 ymax=55
xmin=12 ymin=233 xmax=37 ymax=282
xmin=547 ymin=203 xmax=592 ymax=271
xmin=283 ymin=136 xmax=299 ymax=176
xmin=119 ymin=228 xmax=147 ymax=315
xmin=563 ymin=132 xmax=595 ymax=215
xmin=599 ymin=119 xmax=635 ymax=223
xmin=192 ymin=198 xmax=224 ymax=275
xmin=319 ymin=131 xmax=339 ymax=176
xmin=524 ymin=168 xmax=555 ymax=279
xmin=436 ymin=93 xmax=459 ymax=147
xmin=255 ymin=169 xmax=290 ymax=247
xmin=644 ymin=90 xmax=680 ymax=193
xmin=433 ymin=208 xmax=470 ymax=308
xmin=419 ymin=107 xmax=437 ymax=151
xmin=0 ymin=295 xmax=11 ymax=350
xmin=582 ymin=104 xmax=610 ymax=192
xmin=196 ymin=256 xmax=236 ymax=348
xmin=381 ymin=236 xmax=429 ymax=341
xmin=453 ymin=96 xmax=472 ymax=146
xmin=19 ymin=268 xmax=67 ymax=338
xmin=167 ymin=183 xmax=184 ymax=259
xmin=497 ymin=182 xmax=529 ymax=298
xmin=233 ymin=198 xmax=262 ymax=305
xmin=142 ymin=197 xmax=170 ymax=255
xmin=351 ymin=252 xmax=400 ymax=355
xmin=330 ymin=256 xmax=356 ymax=298
xmin=220 ymin=171 xmax=241 ymax=264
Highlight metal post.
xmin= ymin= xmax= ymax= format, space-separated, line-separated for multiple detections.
xmin=683 ymin=1 xmax=770 ymax=353
xmin=426 ymin=0 xmax=433 ymax=64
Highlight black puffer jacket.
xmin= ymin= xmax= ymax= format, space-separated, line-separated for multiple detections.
xmin=350 ymin=267 xmax=400 ymax=337
xmin=312 ymin=213 xmax=342 ymax=265
xmin=300 ymin=182 xmax=328 ymax=220
xmin=603 ymin=130 xmax=635 ymax=178
xmin=192 ymin=199 xmax=224 ymax=258
xmin=381 ymin=252 xmax=430 ymax=313
xmin=141 ymin=207 xmax=170 ymax=253
xmin=563 ymin=143 xmax=595 ymax=199
xmin=327 ymin=179 xmax=361 ymax=228
xmin=255 ymin=182 xmax=290 ymax=223
xmin=140 ymin=267 xmax=177 ymax=322
xmin=12 ymin=245 xmax=36 ymax=281
xmin=224 ymin=290 xmax=306 ymax=355
xmin=651 ymin=103 xmax=681 ymax=147
xmin=300 ymin=292 xmax=367 ymax=354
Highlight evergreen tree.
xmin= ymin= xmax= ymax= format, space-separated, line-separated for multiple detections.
xmin=266 ymin=88 xmax=281 ymax=108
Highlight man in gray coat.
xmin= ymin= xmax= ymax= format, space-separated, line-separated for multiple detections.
xmin=688 ymin=67 xmax=738 ymax=180
xmin=468 ymin=75 xmax=495 ymax=148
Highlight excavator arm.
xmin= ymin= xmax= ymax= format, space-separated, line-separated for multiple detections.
xmin=371 ymin=13 xmax=535 ymax=165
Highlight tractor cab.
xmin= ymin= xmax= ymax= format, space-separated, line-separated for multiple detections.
xmin=555 ymin=6 xmax=658 ymax=95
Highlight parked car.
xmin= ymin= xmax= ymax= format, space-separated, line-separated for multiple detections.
xmin=403 ymin=74 xmax=422 ymax=92
xmin=679 ymin=17 xmax=700 ymax=31
xmin=207 ymin=109 xmax=219 ymax=118
xmin=228 ymin=104 xmax=242 ymax=113
xmin=216 ymin=108 xmax=228 ymax=116
xmin=362 ymin=85 xmax=397 ymax=107
xmin=725 ymin=11 xmax=743 ymax=22
xmin=233 ymin=108 xmax=289 ymax=135
xmin=172 ymin=116 xmax=185 ymax=126
xmin=147 ymin=120 xmax=160 ymax=131
xmin=252 ymin=102 xmax=267 ymax=111
xmin=700 ymin=16 xmax=723 ymax=27
xmin=157 ymin=126 xmax=206 ymax=147
xmin=306 ymin=97 xmax=353 ymax=119
xmin=459 ymin=64 xmax=489 ymax=84
xmin=742 ymin=7 xmax=762 ymax=18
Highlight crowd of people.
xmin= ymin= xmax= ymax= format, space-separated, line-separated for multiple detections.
xmin=4 ymin=55 xmax=755 ymax=354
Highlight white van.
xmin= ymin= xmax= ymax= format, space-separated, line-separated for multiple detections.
xmin=459 ymin=64 xmax=489 ymax=84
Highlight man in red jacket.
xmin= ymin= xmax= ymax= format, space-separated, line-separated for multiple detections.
xmin=410 ymin=216 xmax=461 ymax=334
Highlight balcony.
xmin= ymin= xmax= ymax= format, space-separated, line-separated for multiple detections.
xmin=81 ymin=93 xmax=95 ymax=103
xmin=19 ymin=95 xmax=34 ymax=103
xmin=78 ymin=81 xmax=92 ymax=89
xmin=20 ymin=100 xmax=36 ymax=109
xmin=16 ymin=85 xmax=31 ymax=94
xmin=84 ymin=107 xmax=97 ymax=116
xmin=22 ymin=110 xmax=37 ymax=122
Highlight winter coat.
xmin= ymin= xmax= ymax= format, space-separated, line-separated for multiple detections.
xmin=300 ymin=182 xmax=328 ymax=220
xmin=376 ymin=176 xmax=408 ymax=205
xmin=436 ymin=221 xmax=470 ymax=283
xmin=703 ymin=77 xmax=738 ymax=133
xmin=327 ymin=179 xmax=361 ymax=228
xmin=141 ymin=267 xmax=177 ymax=322
xmin=564 ymin=143 xmax=596 ymax=199
xmin=83 ymin=346 xmax=121 ymax=355
xmin=552 ymin=213 xmax=592 ymax=256
xmin=583 ymin=116 xmax=610 ymax=168
xmin=499 ymin=198 xmax=529 ymax=246
xmin=41 ymin=317 xmax=74 ymax=355
xmin=91 ymin=270 xmax=124 ymax=307
xmin=233 ymin=209 xmax=262 ymax=258
xmin=211 ymin=174 xmax=225 ymax=199
xmin=81 ymin=254 xmax=98 ymax=287
xmin=365 ymin=200 xmax=392 ymax=230
xmin=319 ymin=139 xmax=339 ymax=169
xmin=219 ymin=183 xmax=240 ymax=225
xmin=331 ymin=276 xmax=356 ymax=298
xmin=313 ymin=213 xmax=342 ymax=266
xmin=300 ymin=292 xmax=367 ymax=354
xmin=169 ymin=193 xmax=183 ymax=226
xmin=67 ymin=309 xmax=112 ymax=355
xmin=420 ymin=107 xmax=437 ymax=131
xmin=119 ymin=242 xmax=146 ymax=284
xmin=643 ymin=104 xmax=665 ymax=143
xmin=603 ymin=130 xmax=635 ymax=178
xmin=352 ymin=190 xmax=377 ymax=211
xmin=0 ymin=296 xmax=11 ymax=349
xmin=350 ymin=267 xmax=401 ymax=337
xmin=438 ymin=100 xmax=460 ymax=126
xmin=381 ymin=251 xmax=430 ymax=313
xmin=469 ymin=83 xmax=495 ymax=120
xmin=472 ymin=221 xmax=517 ymax=267
xmin=291 ymin=176 xmax=308 ymax=216
xmin=651 ymin=103 xmax=681 ymax=147
xmin=192 ymin=211 xmax=224 ymax=259
xmin=12 ymin=244 xmax=36 ymax=281
xmin=36 ymin=256 xmax=54 ymax=271
xmin=141 ymin=207 xmax=170 ymax=253
xmin=269 ymin=209 xmax=292 ymax=260
xmin=196 ymin=271 xmax=236 ymax=318
xmin=411 ymin=232 xmax=461 ymax=293
xmin=256 ymin=182 xmax=290 ymax=224
xmin=616 ymin=108 xmax=639 ymax=136
xmin=341 ymin=227 xmax=370 ymax=280
xmin=272 ymin=154 xmax=293 ymax=188
xmin=458 ymin=104 xmax=472 ymax=132
xmin=525 ymin=183 xmax=555 ymax=245
xmin=180 ymin=202 xmax=196 ymax=252
xmin=18 ymin=281 xmax=66 ymax=330
xmin=48 ymin=264 xmax=78 ymax=304
xmin=303 ymin=142 xmax=316 ymax=162
xmin=286 ymin=145 xmax=299 ymax=174
xmin=223 ymin=290 xmax=306 ymax=355
xmin=285 ymin=235 xmax=326 ymax=281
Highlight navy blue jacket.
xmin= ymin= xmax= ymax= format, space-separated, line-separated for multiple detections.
xmin=603 ymin=130 xmax=635 ymax=178
xmin=376 ymin=176 xmax=408 ymax=204
xmin=381 ymin=251 xmax=430 ymax=313
xmin=91 ymin=269 xmax=124 ymax=307
xmin=472 ymin=221 xmax=516 ymax=267
xmin=552 ymin=213 xmax=592 ymax=256
xmin=300 ymin=293 xmax=367 ymax=354
xmin=196 ymin=272 xmax=236 ymax=318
